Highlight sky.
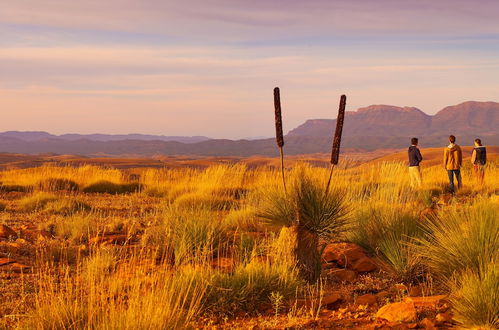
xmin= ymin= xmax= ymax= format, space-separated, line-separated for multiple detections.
xmin=1 ymin=0 xmax=499 ymax=139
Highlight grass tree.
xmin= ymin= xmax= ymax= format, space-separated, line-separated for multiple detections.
xmin=256 ymin=166 xmax=349 ymax=282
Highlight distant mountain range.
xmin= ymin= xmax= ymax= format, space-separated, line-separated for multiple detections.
xmin=1 ymin=101 xmax=497 ymax=157
xmin=0 ymin=132 xmax=210 ymax=144
xmin=288 ymin=101 xmax=498 ymax=137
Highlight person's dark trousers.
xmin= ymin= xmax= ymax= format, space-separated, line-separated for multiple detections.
xmin=447 ymin=169 xmax=462 ymax=192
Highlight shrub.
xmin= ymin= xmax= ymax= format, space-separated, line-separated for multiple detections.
xmin=37 ymin=178 xmax=79 ymax=192
xmin=82 ymin=181 xmax=142 ymax=194
xmin=349 ymin=204 xmax=425 ymax=280
xmin=417 ymin=199 xmax=499 ymax=281
xmin=0 ymin=201 xmax=5 ymax=212
xmin=449 ymin=262 xmax=499 ymax=328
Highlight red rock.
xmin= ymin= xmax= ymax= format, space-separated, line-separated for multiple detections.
xmin=0 ymin=224 xmax=17 ymax=239
xmin=0 ymin=258 xmax=16 ymax=266
xmin=408 ymin=286 xmax=422 ymax=297
xmin=1 ymin=262 xmax=30 ymax=273
xmin=404 ymin=295 xmax=447 ymax=309
xmin=375 ymin=302 xmax=417 ymax=323
xmin=321 ymin=293 xmax=341 ymax=306
xmin=357 ymin=293 xmax=377 ymax=306
xmin=352 ymin=257 xmax=378 ymax=272
xmin=329 ymin=268 xmax=357 ymax=283
xmin=323 ymin=242 xmax=367 ymax=267
xmin=419 ymin=317 xmax=436 ymax=329
xmin=435 ymin=312 xmax=453 ymax=325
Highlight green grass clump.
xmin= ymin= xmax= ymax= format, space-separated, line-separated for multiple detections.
xmin=44 ymin=215 xmax=100 ymax=243
xmin=349 ymin=204 xmax=425 ymax=280
xmin=37 ymin=178 xmax=79 ymax=192
xmin=19 ymin=193 xmax=59 ymax=212
xmin=82 ymin=180 xmax=142 ymax=194
xmin=19 ymin=193 xmax=90 ymax=215
xmin=417 ymin=199 xmax=499 ymax=281
xmin=165 ymin=206 xmax=228 ymax=265
xmin=449 ymin=262 xmax=499 ymax=329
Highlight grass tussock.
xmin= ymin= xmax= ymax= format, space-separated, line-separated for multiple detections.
xmin=19 ymin=193 xmax=90 ymax=215
xmin=82 ymin=180 xmax=142 ymax=194
xmin=449 ymin=262 xmax=499 ymax=329
xmin=37 ymin=178 xmax=79 ymax=192
xmin=417 ymin=198 xmax=499 ymax=281
xmin=0 ymin=201 xmax=5 ymax=212
xmin=174 ymin=192 xmax=236 ymax=211
xmin=349 ymin=204 xmax=425 ymax=280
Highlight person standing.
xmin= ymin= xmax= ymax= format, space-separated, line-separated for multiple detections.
xmin=408 ymin=137 xmax=423 ymax=187
xmin=443 ymin=135 xmax=462 ymax=193
xmin=471 ymin=138 xmax=487 ymax=184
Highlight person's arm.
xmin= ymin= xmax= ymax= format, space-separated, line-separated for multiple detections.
xmin=471 ymin=149 xmax=476 ymax=164
xmin=443 ymin=149 xmax=448 ymax=168
xmin=484 ymin=148 xmax=487 ymax=165
xmin=458 ymin=147 xmax=462 ymax=167
xmin=417 ymin=148 xmax=423 ymax=162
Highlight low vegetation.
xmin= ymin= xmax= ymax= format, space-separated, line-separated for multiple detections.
xmin=0 ymin=155 xmax=497 ymax=328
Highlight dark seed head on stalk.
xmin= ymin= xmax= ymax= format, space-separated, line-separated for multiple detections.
xmin=274 ymin=87 xmax=284 ymax=148
xmin=331 ymin=94 xmax=347 ymax=165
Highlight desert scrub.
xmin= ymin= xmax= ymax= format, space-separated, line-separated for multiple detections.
xmin=0 ymin=201 xmax=5 ymax=211
xmin=349 ymin=203 xmax=425 ymax=281
xmin=417 ymin=198 xmax=499 ymax=281
xmin=36 ymin=177 xmax=79 ymax=192
xmin=449 ymin=262 xmax=499 ymax=329
xmin=0 ymin=184 xmax=32 ymax=192
xmin=82 ymin=180 xmax=142 ymax=194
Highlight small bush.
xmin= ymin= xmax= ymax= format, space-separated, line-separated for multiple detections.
xmin=449 ymin=262 xmax=499 ymax=328
xmin=0 ymin=201 xmax=6 ymax=211
xmin=82 ymin=181 xmax=142 ymax=194
xmin=37 ymin=178 xmax=79 ymax=192
xmin=44 ymin=215 xmax=100 ymax=243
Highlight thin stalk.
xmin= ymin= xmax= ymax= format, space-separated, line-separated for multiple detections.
xmin=279 ymin=146 xmax=287 ymax=195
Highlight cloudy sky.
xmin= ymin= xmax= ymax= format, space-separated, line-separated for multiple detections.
xmin=1 ymin=0 xmax=499 ymax=138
